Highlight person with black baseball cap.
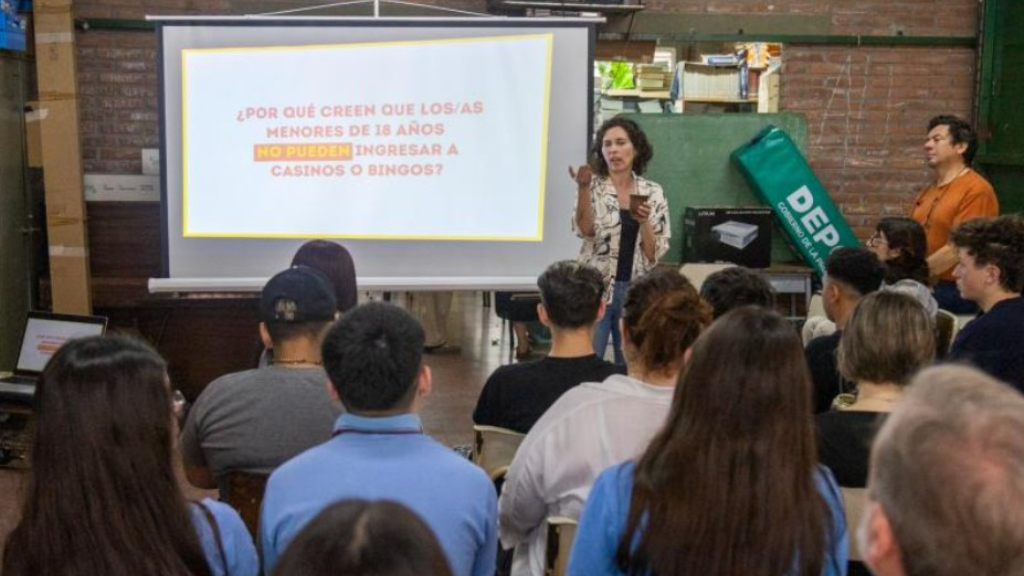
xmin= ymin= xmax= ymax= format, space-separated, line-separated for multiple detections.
xmin=181 ymin=266 xmax=343 ymax=491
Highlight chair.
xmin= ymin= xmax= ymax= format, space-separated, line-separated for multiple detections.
xmin=472 ymin=425 xmax=526 ymax=488
xmin=493 ymin=292 xmax=542 ymax=362
xmin=935 ymin=309 xmax=959 ymax=356
xmin=544 ymin=516 xmax=579 ymax=576
xmin=840 ymin=487 xmax=867 ymax=562
xmin=221 ymin=471 xmax=270 ymax=539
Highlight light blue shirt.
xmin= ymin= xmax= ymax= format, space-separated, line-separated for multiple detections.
xmin=568 ymin=461 xmax=848 ymax=576
xmin=190 ymin=498 xmax=259 ymax=576
xmin=260 ymin=413 xmax=498 ymax=576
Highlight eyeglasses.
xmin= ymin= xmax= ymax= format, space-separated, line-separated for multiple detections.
xmin=866 ymin=233 xmax=888 ymax=248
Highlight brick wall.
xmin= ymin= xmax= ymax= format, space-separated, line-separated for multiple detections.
xmin=67 ymin=0 xmax=980 ymax=237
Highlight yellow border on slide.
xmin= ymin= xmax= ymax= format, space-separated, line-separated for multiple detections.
xmin=181 ymin=33 xmax=554 ymax=241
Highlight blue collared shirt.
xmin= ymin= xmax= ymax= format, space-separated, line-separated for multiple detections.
xmin=260 ymin=413 xmax=497 ymax=576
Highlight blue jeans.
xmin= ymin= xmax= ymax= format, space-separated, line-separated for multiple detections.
xmin=933 ymin=280 xmax=979 ymax=315
xmin=593 ymin=280 xmax=629 ymax=365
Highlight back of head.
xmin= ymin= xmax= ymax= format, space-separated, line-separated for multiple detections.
xmin=876 ymin=217 xmax=930 ymax=285
xmin=928 ymin=114 xmax=978 ymax=165
xmin=950 ymin=215 xmax=1024 ymax=294
xmin=321 ymin=302 xmax=425 ymax=413
xmin=621 ymin=268 xmax=711 ymax=372
xmin=826 ymin=246 xmax=886 ymax=298
xmin=4 ymin=335 xmax=211 ymax=576
xmin=838 ymin=291 xmax=935 ymax=385
xmin=870 ymin=365 xmax=1024 ymax=576
xmin=619 ymin=307 xmax=827 ymax=576
xmin=698 ymin=266 xmax=775 ymax=319
xmin=262 ymin=266 xmax=339 ymax=346
xmin=291 ymin=240 xmax=359 ymax=312
xmin=271 ymin=500 xmax=453 ymax=576
xmin=536 ymin=260 xmax=604 ymax=329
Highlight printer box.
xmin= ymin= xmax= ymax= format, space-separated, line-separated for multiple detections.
xmin=683 ymin=206 xmax=773 ymax=268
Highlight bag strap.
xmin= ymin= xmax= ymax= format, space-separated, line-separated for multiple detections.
xmin=196 ymin=500 xmax=230 ymax=575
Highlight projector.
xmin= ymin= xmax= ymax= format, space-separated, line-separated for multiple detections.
xmin=711 ymin=220 xmax=760 ymax=250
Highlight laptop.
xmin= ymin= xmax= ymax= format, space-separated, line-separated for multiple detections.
xmin=0 ymin=311 xmax=108 ymax=404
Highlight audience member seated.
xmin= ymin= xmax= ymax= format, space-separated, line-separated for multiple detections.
xmin=860 ymin=365 xmax=1024 ymax=576
xmin=568 ymin=307 xmax=847 ymax=576
xmin=261 ymin=240 xmax=358 ymax=366
xmin=260 ymin=303 xmax=496 ymax=576
xmin=867 ymin=217 xmax=938 ymax=316
xmin=698 ymin=265 xmax=775 ymax=319
xmin=815 ymin=291 xmax=934 ymax=576
xmin=2 ymin=336 xmax=258 ymax=576
xmin=947 ymin=215 xmax=1024 ymax=392
xmin=805 ymin=247 xmax=886 ymax=413
xmin=181 ymin=267 xmax=342 ymax=490
xmin=292 ymin=239 xmax=359 ymax=313
xmin=499 ymin=268 xmax=711 ymax=576
xmin=270 ymin=500 xmax=453 ymax=576
xmin=473 ymin=261 xmax=625 ymax=433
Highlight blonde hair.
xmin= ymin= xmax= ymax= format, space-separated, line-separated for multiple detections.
xmin=838 ymin=291 xmax=934 ymax=385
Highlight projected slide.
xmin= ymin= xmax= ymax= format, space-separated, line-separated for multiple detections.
xmin=182 ymin=34 xmax=553 ymax=241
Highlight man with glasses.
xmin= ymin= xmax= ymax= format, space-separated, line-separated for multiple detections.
xmin=910 ymin=115 xmax=998 ymax=313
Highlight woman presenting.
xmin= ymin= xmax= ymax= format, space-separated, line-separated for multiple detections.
xmin=571 ymin=117 xmax=670 ymax=364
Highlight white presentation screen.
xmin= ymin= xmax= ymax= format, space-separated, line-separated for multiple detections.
xmin=157 ymin=18 xmax=595 ymax=290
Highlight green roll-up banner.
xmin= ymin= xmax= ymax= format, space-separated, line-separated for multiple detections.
xmin=731 ymin=126 xmax=860 ymax=277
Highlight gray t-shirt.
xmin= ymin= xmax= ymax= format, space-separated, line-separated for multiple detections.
xmin=180 ymin=365 xmax=342 ymax=480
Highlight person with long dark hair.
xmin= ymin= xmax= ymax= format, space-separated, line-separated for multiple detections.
xmin=3 ymin=336 xmax=258 ymax=576
xmin=292 ymin=239 xmax=358 ymax=313
xmin=568 ymin=307 xmax=847 ymax=576
xmin=570 ymin=117 xmax=670 ymax=364
xmin=271 ymin=500 xmax=454 ymax=576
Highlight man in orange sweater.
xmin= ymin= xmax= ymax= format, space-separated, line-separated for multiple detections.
xmin=911 ymin=115 xmax=998 ymax=313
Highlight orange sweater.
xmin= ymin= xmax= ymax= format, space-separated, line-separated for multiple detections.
xmin=911 ymin=169 xmax=998 ymax=281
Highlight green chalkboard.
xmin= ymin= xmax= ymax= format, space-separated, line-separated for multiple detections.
xmin=626 ymin=113 xmax=808 ymax=264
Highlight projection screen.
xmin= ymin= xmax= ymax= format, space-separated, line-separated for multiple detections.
xmin=153 ymin=17 xmax=597 ymax=292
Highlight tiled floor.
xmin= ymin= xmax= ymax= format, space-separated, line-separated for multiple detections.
xmin=0 ymin=291 xmax=518 ymax=551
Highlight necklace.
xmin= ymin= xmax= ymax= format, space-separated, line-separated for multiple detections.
xmin=272 ymin=358 xmax=322 ymax=366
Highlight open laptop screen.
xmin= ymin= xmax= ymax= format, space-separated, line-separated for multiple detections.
xmin=16 ymin=313 xmax=108 ymax=374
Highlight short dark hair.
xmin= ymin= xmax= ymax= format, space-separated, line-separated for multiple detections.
xmin=699 ymin=266 xmax=775 ymax=319
xmin=321 ymin=303 xmax=425 ymax=413
xmin=950 ymin=216 xmax=1024 ymax=293
xmin=588 ymin=117 xmax=654 ymax=177
xmin=826 ymin=247 xmax=886 ymax=297
xmin=270 ymin=500 xmax=453 ymax=576
xmin=266 ymin=321 xmax=334 ymax=347
xmin=928 ymin=115 xmax=978 ymax=165
xmin=536 ymin=260 xmax=605 ymax=329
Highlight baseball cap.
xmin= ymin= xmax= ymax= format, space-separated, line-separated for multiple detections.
xmin=260 ymin=266 xmax=338 ymax=323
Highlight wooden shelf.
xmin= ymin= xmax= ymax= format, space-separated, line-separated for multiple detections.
xmin=683 ymin=96 xmax=758 ymax=103
xmin=603 ymin=89 xmax=671 ymax=99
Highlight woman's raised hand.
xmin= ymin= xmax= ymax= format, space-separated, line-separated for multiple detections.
xmin=569 ymin=164 xmax=592 ymax=189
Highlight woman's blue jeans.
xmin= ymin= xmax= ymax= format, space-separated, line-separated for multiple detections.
xmin=593 ymin=280 xmax=629 ymax=365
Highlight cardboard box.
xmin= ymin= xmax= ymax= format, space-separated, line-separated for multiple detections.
xmin=683 ymin=206 xmax=773 ymax=268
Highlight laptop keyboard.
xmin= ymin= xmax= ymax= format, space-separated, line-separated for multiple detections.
xmin=0 ymin=375 xmax=36 ymax=386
